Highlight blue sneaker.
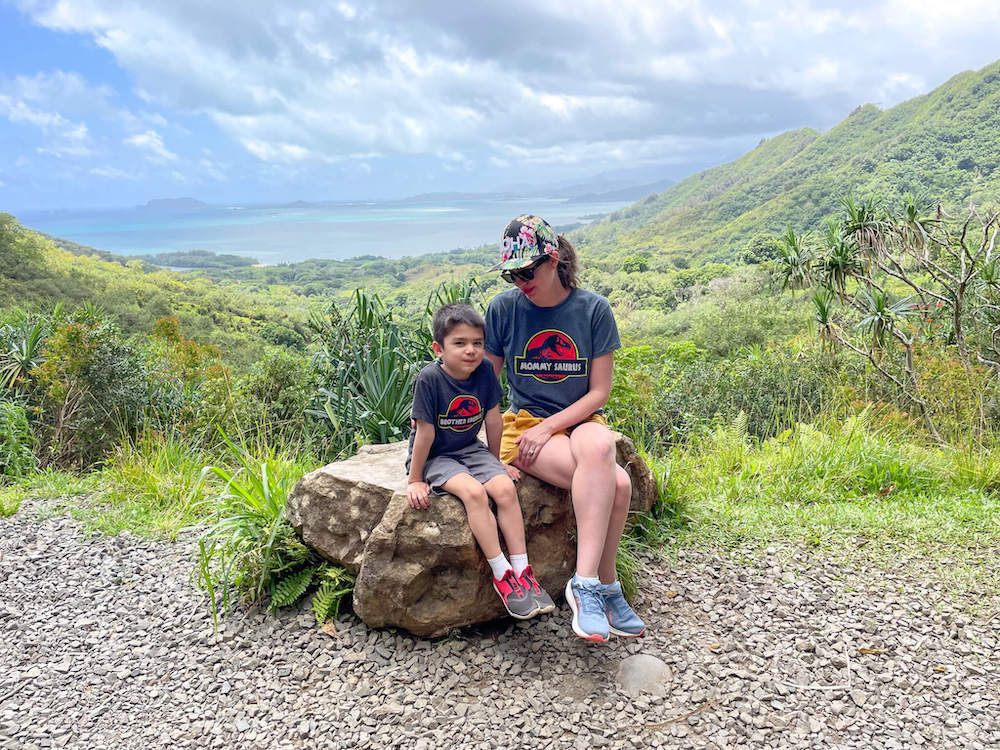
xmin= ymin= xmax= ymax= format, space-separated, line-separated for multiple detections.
xmin=598 ymin=581 xmax=646 ymax=638
xmin=565 ymin=577 xmax=609 ymax=642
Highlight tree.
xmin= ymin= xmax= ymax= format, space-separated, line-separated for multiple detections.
xmin=621 ymin=253 xmax=651 ymax=273
xmin=739 ymin=233 xmax=782 ymax=264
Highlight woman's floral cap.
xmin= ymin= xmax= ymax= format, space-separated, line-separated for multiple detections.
xmin=490 ymin=214 xmax=559 ymax=271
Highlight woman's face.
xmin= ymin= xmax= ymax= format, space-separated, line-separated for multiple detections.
xmin=512 ymin=253 xmax=560 ymax=300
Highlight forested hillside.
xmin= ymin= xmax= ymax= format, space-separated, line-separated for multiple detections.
xmin=576 ymin=59 xmax=1000 ymax=266
xmin=0 ymin=214 xmax=309 ymax=367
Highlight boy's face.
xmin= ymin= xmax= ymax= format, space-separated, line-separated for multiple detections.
xmin=432 ymin=322 xmax=484 ymax=380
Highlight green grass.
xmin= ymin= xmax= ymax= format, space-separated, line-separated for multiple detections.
xmin=1 ymin=467 xmax=98 ymax=519
xmin=0 ymin=485 xmax=25 ymax=517
xmin=652 ymin=415 xmax=1000 ymax=582
xmin=78 ymin=432 xmax=215 ymax=538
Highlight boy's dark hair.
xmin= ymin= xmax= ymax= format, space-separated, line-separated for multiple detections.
xmin=432 ymin=303 xmax=485 ymax=345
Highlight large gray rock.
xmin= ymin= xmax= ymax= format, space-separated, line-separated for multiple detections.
xmin=286 ymin=433 xmax=656 ymax=637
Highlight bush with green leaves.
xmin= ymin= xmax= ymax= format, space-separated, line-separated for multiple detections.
xmin=607 ymin=339 xmax=837 ymax=449
xmin=0 ymin=400 xmax=37 ymax=479
xmin=32 ymin=311 xmax=152 ymax=467
xmin=232 ymin=350 xmax=320 ymax=447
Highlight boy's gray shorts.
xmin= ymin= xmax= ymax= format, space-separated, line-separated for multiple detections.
xmin=409 ymin=441 xmax=508 ymax=492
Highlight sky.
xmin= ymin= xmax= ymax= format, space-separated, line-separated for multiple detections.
xmin=2 ymin=0 xmax=1000 ymax=212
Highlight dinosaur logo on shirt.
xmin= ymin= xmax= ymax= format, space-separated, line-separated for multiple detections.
xmin=514 ymin=329 xmax=588 ymax=383
xmin=437 ymin=395 xmax=483 ymax=431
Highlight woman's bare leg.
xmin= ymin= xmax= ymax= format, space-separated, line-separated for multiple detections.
xmin=516 ymin=424 xmax=619 ymax=579
xmin=597 ymin=465 xmax=632 ymax=583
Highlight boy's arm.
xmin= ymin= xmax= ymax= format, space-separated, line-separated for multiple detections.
xmin=485 ymin=405 xmax=520 ymax=481
xmin=484 ymin=405 xmax=503 ymax=458
xmin=407 ymin=420 xmax=435 ymax=509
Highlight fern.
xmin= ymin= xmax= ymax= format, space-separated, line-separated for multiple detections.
xmin=268 ymin=566 xmax=316 ymax=609
xmin=310 ymin=565 xmax=355 ymax=624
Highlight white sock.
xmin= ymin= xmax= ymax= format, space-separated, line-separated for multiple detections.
xmin=510 ymin=553 xmax=529 ymax=577
xmin=487 ymin=554 xmax=513 ymax=580
xmin=573 ymin=573 xmax=601 ymax=588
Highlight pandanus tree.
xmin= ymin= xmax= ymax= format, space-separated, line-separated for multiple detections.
xmin=774 ymin=225 xmax=813 ymax=292
xmin=0 ymin=317 xmax=48 ymax=389
xmin=819 ymin=220 xmax=862 ymax=301
xmin=839 ymin=194 xmax=891 ymax=259
xmin=785 ymin=193 xmax=1000 ymax=443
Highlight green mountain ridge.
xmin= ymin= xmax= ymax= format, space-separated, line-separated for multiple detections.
xmin=575 ymin=60 xmax=1000 ymax=265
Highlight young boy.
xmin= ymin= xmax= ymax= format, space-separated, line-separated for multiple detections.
xmin=407 ymin=303 xmax=555 ymax=619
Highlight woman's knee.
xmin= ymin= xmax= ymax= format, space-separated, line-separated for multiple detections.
xmin=572 ymin=427 xmax=616 ymax=466
xmin=614 ymin=467 xmax=632 ymax=508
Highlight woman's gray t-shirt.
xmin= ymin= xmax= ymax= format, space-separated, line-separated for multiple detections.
xmin=484 ymin=288 xmax=620 ymax=418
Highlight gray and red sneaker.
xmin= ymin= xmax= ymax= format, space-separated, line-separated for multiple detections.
xmin=517 ymin=565 xmax=556 ymax=614
xmin=493 ymin=569 xmax=538 ymax=619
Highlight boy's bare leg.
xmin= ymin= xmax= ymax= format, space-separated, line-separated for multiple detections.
xmin=482 ymin=474 xmax=526 ymax=556
xmin=440 ymin=473 xmax=503 ymax=559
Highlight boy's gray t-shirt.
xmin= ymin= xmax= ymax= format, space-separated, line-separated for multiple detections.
xmin=485 ymin=288 xmax=621 ymax=418
xmin=408 ymin=359 xmax=502 ymax=458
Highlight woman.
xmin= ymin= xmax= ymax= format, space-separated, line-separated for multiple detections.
xmin=484 ymin=214 xmax=646 ymax=643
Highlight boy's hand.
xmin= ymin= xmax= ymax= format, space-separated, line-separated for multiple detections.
xmin=407 ymin=481 xmax=431 ymax=509
xmin=504 ymin=464 xmax=522 ymax=481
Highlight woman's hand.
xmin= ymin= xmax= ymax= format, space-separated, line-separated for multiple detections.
xmin=407 ymin=481 xmax=430 ymax=509
xmin=504 ymin=463 xmax=522 ymax=481
xmin=514 ymin=422 xmax=554 ymax=467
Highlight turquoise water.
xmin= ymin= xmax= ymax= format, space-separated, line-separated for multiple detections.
xmin=20 ymin=198 xmax=630 ymax=264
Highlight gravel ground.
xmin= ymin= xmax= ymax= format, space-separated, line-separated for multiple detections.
xmin=2 ymin=500 xmax=998 ymax=750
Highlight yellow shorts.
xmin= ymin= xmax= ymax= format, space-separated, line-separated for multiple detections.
xmin=499 ymin=409 xmax=608 ymax=465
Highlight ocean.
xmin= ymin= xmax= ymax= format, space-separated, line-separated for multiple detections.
xmin=19 ymin=198 xmax=631 ymax=265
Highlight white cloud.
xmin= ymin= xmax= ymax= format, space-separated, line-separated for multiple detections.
xmin=8 ymin=0 xmax=1000 ymax=201
xmin=124 ymin=129 xmax=177 ymax=162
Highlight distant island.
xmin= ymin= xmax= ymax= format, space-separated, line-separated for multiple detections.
xmin=132 ymin=249 xmax=256 ymax=269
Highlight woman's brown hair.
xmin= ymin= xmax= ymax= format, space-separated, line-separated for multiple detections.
xmin=556 ymin=235 xmax=580 ymax=289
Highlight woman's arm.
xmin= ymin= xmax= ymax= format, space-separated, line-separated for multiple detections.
xmin=485 ymin=351 xmax=504 ymax=378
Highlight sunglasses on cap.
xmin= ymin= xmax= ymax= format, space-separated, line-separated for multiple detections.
xmin=500 ymin=256 xmax=549 ymax=284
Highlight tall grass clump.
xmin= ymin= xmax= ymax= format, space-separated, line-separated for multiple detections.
xmin=92 ymin=430 xmax=213 ymax=538
xmin=196 ymin=432 xmax=352 ymax=628
xmin=666 ymin=412 xmax=1000 ymax=552
xmin=0 ymin=399 xmax=37 ymax=480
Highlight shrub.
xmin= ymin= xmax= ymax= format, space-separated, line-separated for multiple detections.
xmin=608 ymin=342 xmax=837 ymax=449
xmin=148 ymin=317 xmax=234 ymax=444
xmin=32 ymin=314 xmax=151 ymax=466
xmin=308 ymin=290 xmax=432 ymax=458
xmin=232 ymin=351 xmax=319 ymax=447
